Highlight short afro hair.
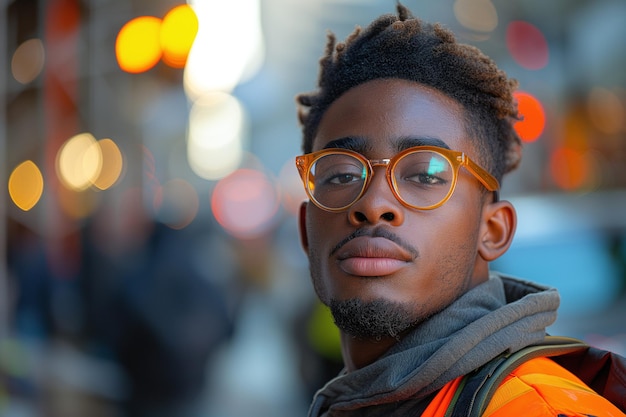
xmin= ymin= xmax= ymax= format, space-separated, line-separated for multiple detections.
xmin=296 ymin=4 xmax=522 ymax=182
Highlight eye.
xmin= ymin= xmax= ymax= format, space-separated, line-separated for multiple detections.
xmin=312 ymin=155 xmax=366 ymax=187
xmin=406 ymin=172 xmax=448 ymax=186
xmin=397 ymin=153 xmax=452 ymax=187
xmin=321 ymin=164 xmax=365 ymax=186
xmin=328 ymin=172 xmax=361 ymax=185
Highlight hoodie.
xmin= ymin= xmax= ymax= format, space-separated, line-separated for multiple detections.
xmin=308 ymin=273 xmax=560 ymax=416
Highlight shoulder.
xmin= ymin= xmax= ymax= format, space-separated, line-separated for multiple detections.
xmin=485 ymin=357 xmax=626 ymax=417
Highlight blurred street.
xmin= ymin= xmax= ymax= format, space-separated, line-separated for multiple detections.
xmin=2 ymin=0 xmax=626 ymax=416
xmin=551 ymin=294 xmax=626 ymax=357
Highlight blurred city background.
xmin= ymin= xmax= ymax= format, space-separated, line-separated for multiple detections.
xmin=1 ymin=0 xmax=626 ymax=416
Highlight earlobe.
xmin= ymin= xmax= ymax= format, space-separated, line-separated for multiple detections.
xmin=299 ymin=201 xmax=310 ymax=254
xmin=478 ymin=200 xmax=517 ymax=262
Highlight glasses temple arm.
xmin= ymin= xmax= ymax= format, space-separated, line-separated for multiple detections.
xmin=463 ymin=155 xmax=500 ymax=192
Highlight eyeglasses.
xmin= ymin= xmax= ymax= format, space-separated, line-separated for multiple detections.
xmin=295 ymin=146 xmax=499 ymax=212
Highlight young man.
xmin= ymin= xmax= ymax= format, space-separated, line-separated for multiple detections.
xmin=295 ymin=5 xmax=626 ymax=416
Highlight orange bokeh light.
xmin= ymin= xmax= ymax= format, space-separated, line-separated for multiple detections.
xmin=514 ymin=91 xmax=546 ymax=142
xmin=9 ymin=160 xmax=44 ymax=211
xmin=115 ymin=16 xmax=162 ymax=73
xmin=549 ymin=147 xmax=589 ymax=190
xmin=160 ymin=5 xmax=199 ymax=68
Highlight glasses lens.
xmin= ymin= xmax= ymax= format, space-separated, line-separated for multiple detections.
xmin=393 ymin=150 xmax=454 ymax=208
xmin=308 ymin=153 xmax=367 ymax=209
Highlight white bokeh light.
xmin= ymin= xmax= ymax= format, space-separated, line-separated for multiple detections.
xmin=187 ymin=93 xmax=246 ymax=180
xmin=184 ymin=0 xmax=264 ymax=98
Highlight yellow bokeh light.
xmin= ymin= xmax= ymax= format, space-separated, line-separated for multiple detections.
xmin=116 ymin=16 xmax=162 ymax=73
xmin=8 ymin=160 xmax=44 ymax=211
xmin=56 ymin=133 xmax=103 ymax=191
xmin=160 ymin=5 xmax=199 ymax=68
xmin=11 ymin=38 xmax=45 ymax=84
xmin=454 ymin=0 xmax=498 ymax=33
xmin=93 ymin=138 xmax=124 ymax=190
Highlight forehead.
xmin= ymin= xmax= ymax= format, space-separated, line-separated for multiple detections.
xmin=313 ymin=79 xmax=471 ymax=154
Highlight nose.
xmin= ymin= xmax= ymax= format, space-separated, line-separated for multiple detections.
xmin=347 ymin=168 xmax=404 ymax=226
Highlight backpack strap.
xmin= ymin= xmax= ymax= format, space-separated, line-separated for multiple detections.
xmin=444 ymin=336 xmax=589 ymax=417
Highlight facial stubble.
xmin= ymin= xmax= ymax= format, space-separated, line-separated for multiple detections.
xmin=307 ymin=239 xmax=479 ymax=341
xmin=329 ymin=298 xmax=419 ymax=340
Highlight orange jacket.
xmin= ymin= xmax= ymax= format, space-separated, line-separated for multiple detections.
xmin=423 ymin=357 xmax=625 ymax=417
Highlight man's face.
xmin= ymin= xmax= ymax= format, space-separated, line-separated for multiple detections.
xmin=300 ymin=78 xmax=490 ymax=339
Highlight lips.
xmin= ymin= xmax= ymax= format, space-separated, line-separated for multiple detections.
xmin=335 ymin=236 xmax=415 ymax=277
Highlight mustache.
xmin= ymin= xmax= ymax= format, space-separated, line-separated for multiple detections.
xmin=329 ymin=227 xmax=420 ymax=258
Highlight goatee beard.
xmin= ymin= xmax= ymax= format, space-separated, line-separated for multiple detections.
xmin=329 ymin=298 xmax=417 ymax=340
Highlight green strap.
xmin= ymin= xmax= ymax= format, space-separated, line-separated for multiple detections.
xmin=445 ymin=336 xmax=589 ymax=417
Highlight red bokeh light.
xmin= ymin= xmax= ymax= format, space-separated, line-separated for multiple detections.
xmin=506 ymin=21 xmax=549 ymax=70
xmin=211 ymin=169 xmax=280 ymax=240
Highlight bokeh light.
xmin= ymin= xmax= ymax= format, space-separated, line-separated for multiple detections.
xmin=153 ymin=179 xmax=199 ymax=229
xmin=514 ymin=91 xmax=546 ymax=142
xmin=92 ymin=138 xmax=124 ymax=190
xmin=56 ymin=132 xmax=103 ymax=191
xmin=453 ymin=0 xmax=498 ymax=33
xmin=211 ymin=168 xmax=280 ymax=240
xmin=506 ymin=21 xmax=549 ymax=70
xmin=160 ymin=4 xmax=199 ymax=68
xmin=3 ymin=2 xmax=626 ymax=416
xmin=279 ymin=158 xmax=307 ymax=216
xmin=307 ymin=302 xmax=342 ymax=361
xmin=115 ymin=16 xmax=162 ymax=73
xmin=587 ymin=87 xmax=625 ymax=135
xmin=184 ymin=0 xmax=264 ymax=97
xmin=11 ymin=38 xmax=45 ymax=84
xmin=187 ymin=93 xmax=245 ymax=180
xmin=549 ymin=147 xmax=591 ymax=190
xmin=8 ymin=160 xmax=44 ymax=211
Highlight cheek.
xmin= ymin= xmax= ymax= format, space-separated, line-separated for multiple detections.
xmin=405 ymin=224 xmax=480 ymax=314
xmin=409 ymin=206 xmax=482 ymax=275
xmin=304 ymin=212 xmax=335 ymax=301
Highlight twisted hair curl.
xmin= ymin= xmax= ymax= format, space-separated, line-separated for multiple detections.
xmin=296 ymin=4 xmax=522 ymax=181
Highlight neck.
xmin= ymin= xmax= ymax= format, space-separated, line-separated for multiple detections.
xmin=340 ymin=332 xmax=399 ymax=372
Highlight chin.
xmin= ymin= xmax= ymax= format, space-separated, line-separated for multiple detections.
xmin=329 ymin=298 xmax=418 ymax=340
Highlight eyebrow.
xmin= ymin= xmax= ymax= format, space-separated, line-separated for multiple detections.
xmin=322 ymin=136 xmax=370 ymax=153
xmin=396 ymin=136 xmax=450 ymax=151
xmin=322 ymin=135 xmax=451 ymax=154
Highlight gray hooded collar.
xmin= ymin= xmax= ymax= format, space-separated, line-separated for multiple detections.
xmin=308 ymin=274 xmax=560 ymax=417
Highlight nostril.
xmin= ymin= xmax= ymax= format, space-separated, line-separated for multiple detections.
xmin=381 ymin=212 xmax=395 ymax=222
xmin=351 ymin=210 xmax=396 ymax=224
xmin=354 ymin=212 xmax=367 ymax=222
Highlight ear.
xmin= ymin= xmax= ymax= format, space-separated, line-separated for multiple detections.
xmin=298 ymin=201 xmax=310 ymax=254
xmin=478 ymin=199 xmax=517 ymax=262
